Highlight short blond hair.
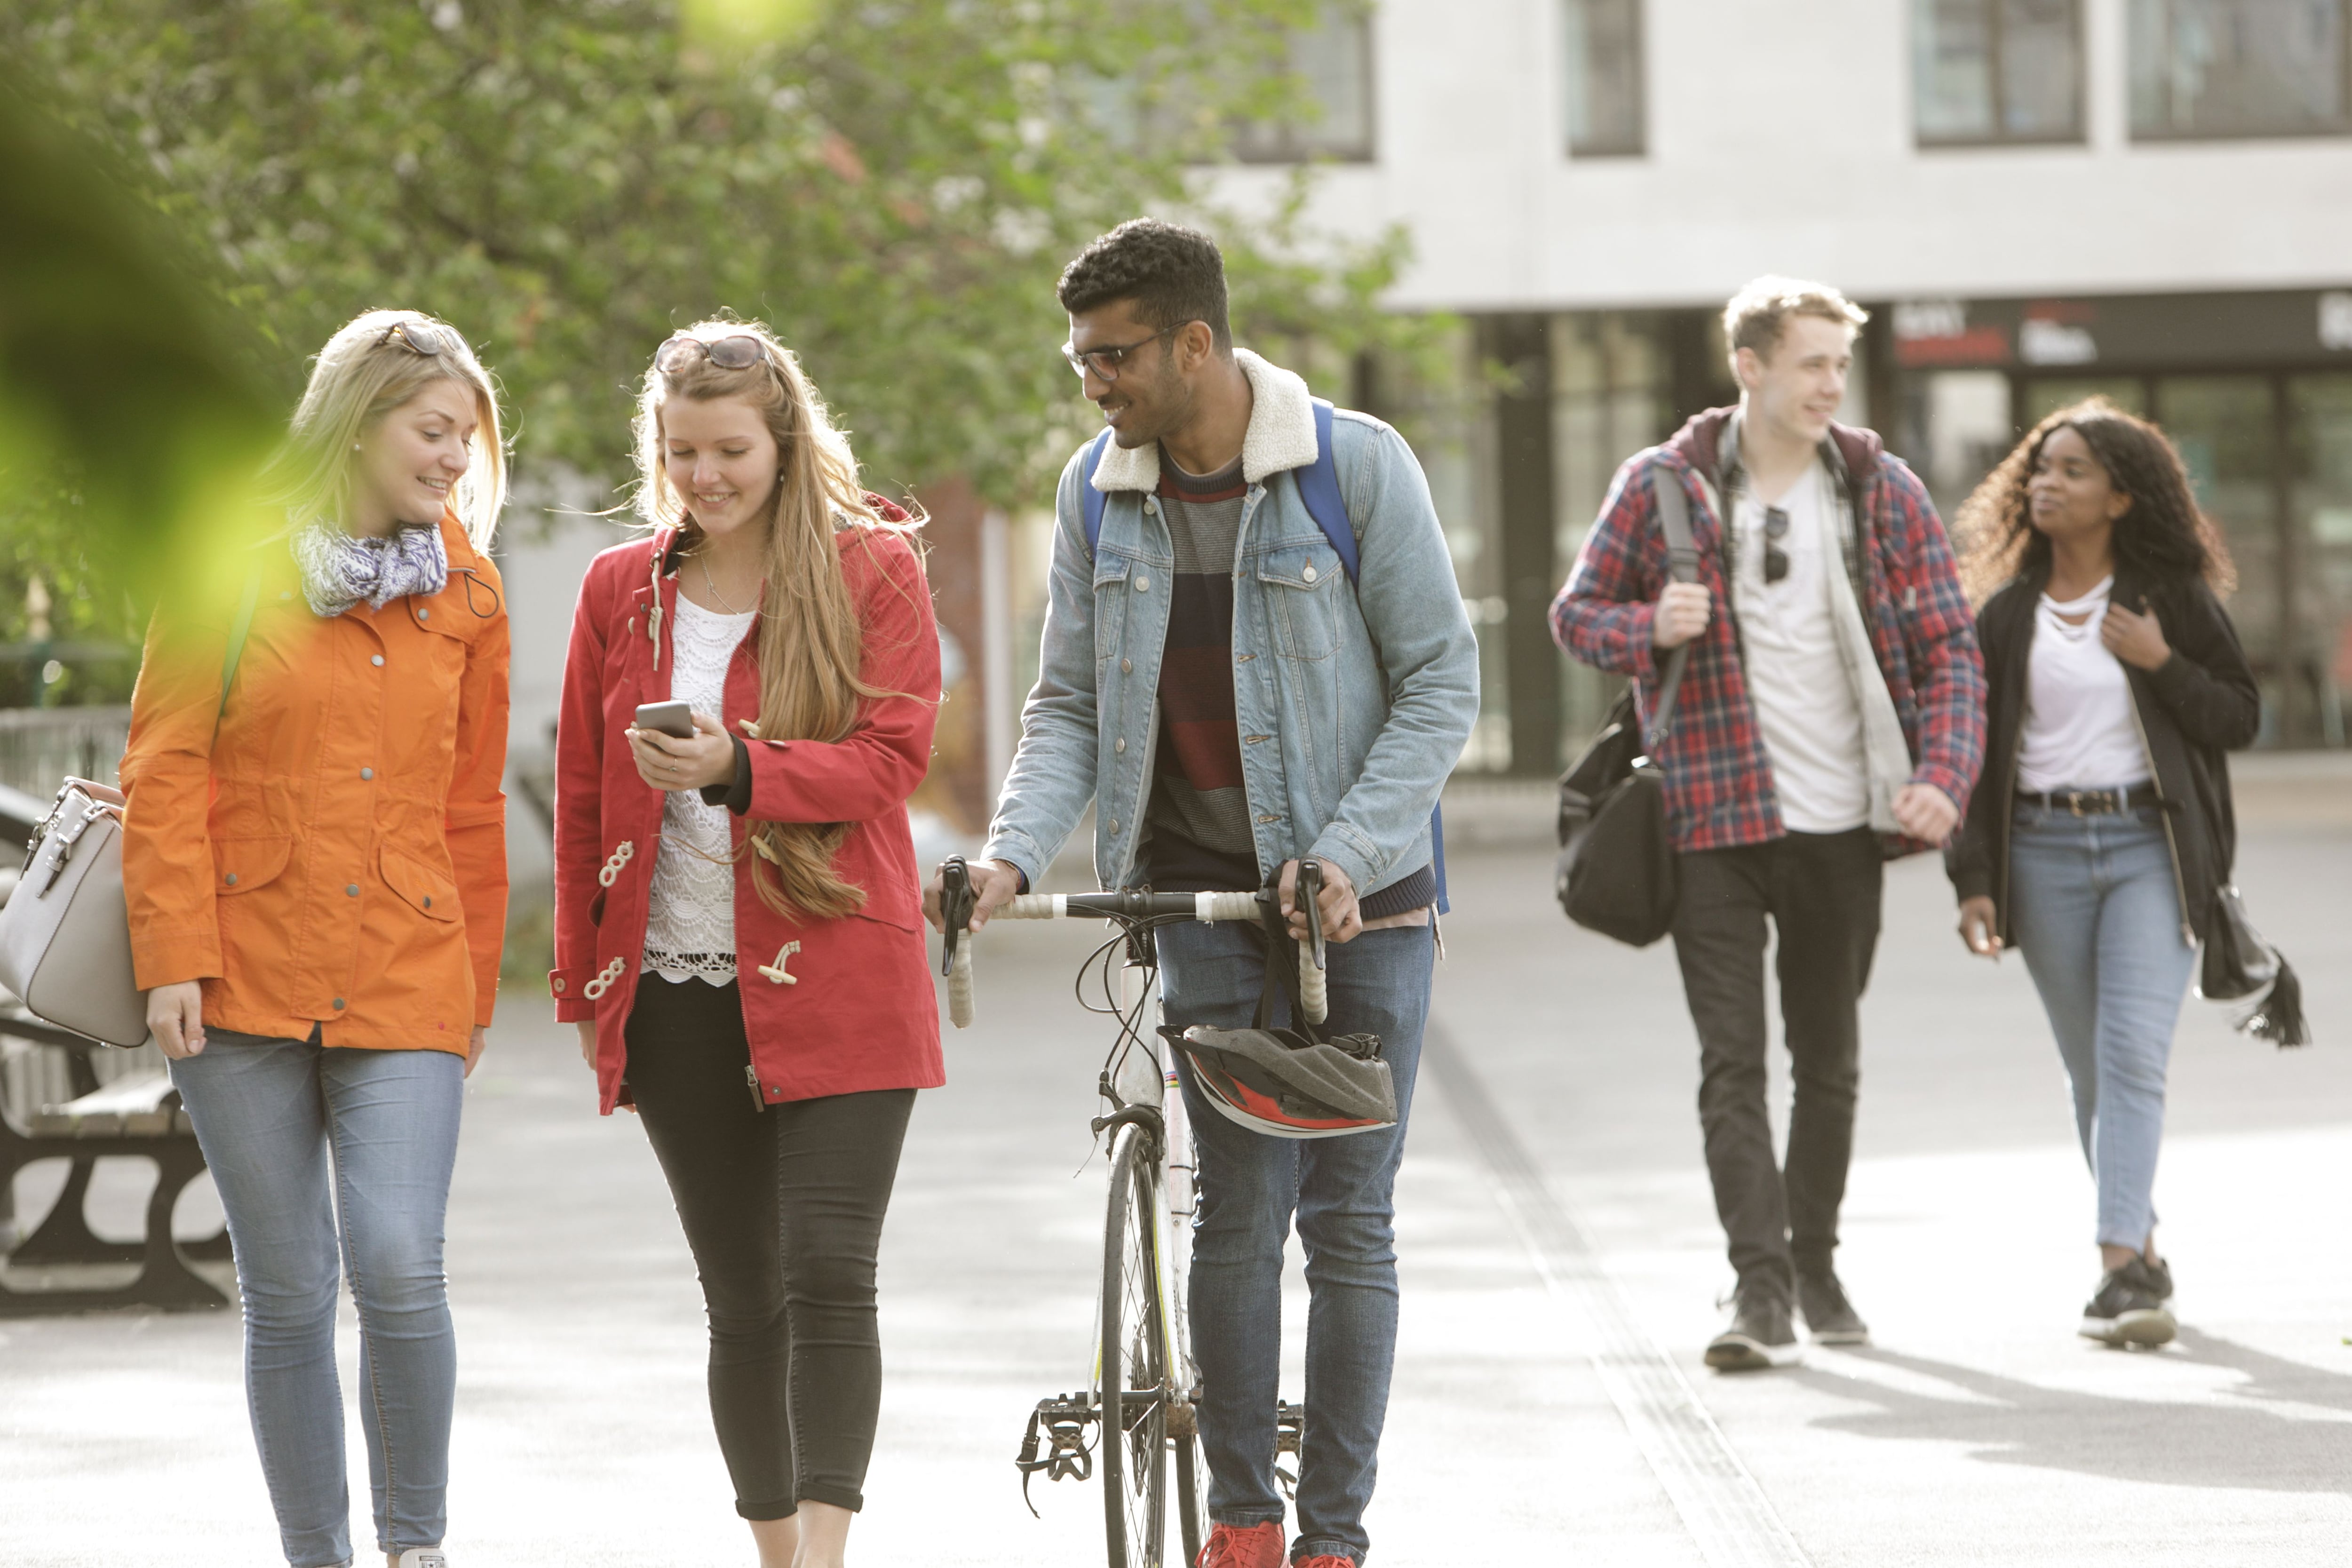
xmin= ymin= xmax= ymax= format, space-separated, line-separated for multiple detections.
xmin=1722 ymin=276 xmax=1868 ymax=364
xmin=270 ymin=309 xmax=506 ymax=550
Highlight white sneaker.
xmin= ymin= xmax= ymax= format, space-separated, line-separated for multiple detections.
xmin=394 ymin=1551 xmax=448 ymax=1568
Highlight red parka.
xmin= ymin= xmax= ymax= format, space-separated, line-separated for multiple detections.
xmin=550 ymin=511 xmax=944 ymax=1114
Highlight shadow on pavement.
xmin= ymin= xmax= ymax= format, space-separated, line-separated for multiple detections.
xmin=1788 ymin=1340 xmax=2352 ymax=1494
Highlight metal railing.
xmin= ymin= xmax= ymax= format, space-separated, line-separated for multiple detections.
xmin=0 ymin=707 xmax=131 ymax=800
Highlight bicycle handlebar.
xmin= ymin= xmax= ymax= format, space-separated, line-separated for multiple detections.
xmin=935 ymin=856 xmax=1329 ymax=1029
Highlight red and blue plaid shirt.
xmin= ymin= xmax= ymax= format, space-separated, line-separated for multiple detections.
xmin=1550 ymin=408 xmax=1986 ymax=857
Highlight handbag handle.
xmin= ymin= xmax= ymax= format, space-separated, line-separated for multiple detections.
xmin=1645 ymin=466 xmax=1701 ymax=751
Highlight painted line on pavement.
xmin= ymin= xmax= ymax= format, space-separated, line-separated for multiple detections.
xmin=1424 ymin=1018 xmax=1813 ymax=1568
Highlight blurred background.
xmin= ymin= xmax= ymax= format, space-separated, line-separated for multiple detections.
xmin=5 ymin=0 xmax=2352 ymax=969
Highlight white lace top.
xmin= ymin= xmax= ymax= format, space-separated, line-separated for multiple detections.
xmin=642 ymin=593 xmax=758 ymax=984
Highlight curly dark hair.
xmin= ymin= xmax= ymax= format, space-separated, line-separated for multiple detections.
xmin=1952 ymin=397 xmax=2236 ymax=605
xmin=1057 ymin=218 xmax=1231 ymax=350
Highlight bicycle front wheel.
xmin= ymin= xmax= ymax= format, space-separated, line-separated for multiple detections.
xmin=1100 ymin=1122 xmax=1170 ymax=1567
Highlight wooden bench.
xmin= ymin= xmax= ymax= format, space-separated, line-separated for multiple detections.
xmin=0 ymin=1009 xmax=230 ymax=1313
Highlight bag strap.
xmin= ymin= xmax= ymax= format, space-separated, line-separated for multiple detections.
xmin=1645 ymin=466 xmax=1700 ymax=751
xmin=215 ymin=570 xmax=261 ymax=736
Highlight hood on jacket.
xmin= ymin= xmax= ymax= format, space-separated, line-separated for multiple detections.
xmin=1090 ymin=348 xmax=1319 ymax=493
xmin=1666 ymin=404 xmax=1885 ymax=497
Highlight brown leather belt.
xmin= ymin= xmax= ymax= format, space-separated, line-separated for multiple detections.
xmin=2015 ymin=783 xmax=2163 ymax=816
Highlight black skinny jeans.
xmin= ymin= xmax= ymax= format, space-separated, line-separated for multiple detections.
xmin=1670 ymin=828 xmax=1882 ymax=1294
xmin=624 ymin=977 xmax=915 ymax=1518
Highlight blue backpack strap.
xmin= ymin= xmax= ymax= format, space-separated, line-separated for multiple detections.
xmin=1295 ymin=399 xmax=1358 ymax=582
xmin=1079 ymin=429 xmax=1113 ymax=557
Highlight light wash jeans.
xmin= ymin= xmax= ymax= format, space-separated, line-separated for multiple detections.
xmin=2007 ymin=803 xmax=2196 ymax=1250
xmin=1161 ymin=920 xmax=1433 ymax=1568
xmin=170 ymin=1029 xmax=464 ymax=1568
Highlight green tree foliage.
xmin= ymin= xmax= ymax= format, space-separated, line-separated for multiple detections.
xmin=4 ymin=0 xmax=1419 ymax=529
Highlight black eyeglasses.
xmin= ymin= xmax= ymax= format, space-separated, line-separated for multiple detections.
xmin=378 ymin=320 xmax=459 ymax=358
xmin=1762 ymin=506 xmax=1791 ymax=585
xmin=1061 ymin=324 xmax=1185 ymax=382
xmin=655 ymin=334 xmax=772 ymax=374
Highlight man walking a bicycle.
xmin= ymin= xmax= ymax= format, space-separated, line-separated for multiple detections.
xmin=931 ymin=219 xmax=1478 ymax=1568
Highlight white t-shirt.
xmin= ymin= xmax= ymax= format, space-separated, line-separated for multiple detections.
xmin=642 ymin=592 xmax=758 ymax=984
xmin=1730 ymin=461 xmax=1870 ymax=834
xmin=2018 ymin=576 xmax=2151 ymax=795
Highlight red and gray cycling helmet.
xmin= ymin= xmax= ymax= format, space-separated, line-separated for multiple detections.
xmin=1173 ymin=1024 xmax=1398 ymax=1140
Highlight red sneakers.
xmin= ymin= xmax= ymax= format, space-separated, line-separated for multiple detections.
xmin=1195 ymin=1520 xmax=1285 ymax=1568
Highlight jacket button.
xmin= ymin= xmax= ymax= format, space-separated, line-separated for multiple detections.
xmin=1114 ymin=737 xmax=1127 ymax=754
xmin=371 ymin=654 xmax=385 ymax=667
xmin=1107 ymin=818 xmax=1120 ymax=836
xmin=553 ymin=977 xmax=566 ymax=994
xmin=417 ymin=607 xmax=431 ymax=621
xmin=423 ymin=895 xmax=433 ymax=909
xmin=223 ymin=873 xmax=238 ymax=886
xmin=1120 ymin=658 xmax=1132 ymax=674
xmin=1144 ymin=497 xmax=1160 ymax=516
xmin=332 ymin=998 xmax=345 ymax=1010
xmin=346 ymin=884 xmax=360 ymax=897
xmin=1303 ymin=564 xmax=1319 ymax=583
xmin=1134 ymin=575 xmax=1149 ymax=593
xmin=361 ymin=767 xmax=374 ymax=780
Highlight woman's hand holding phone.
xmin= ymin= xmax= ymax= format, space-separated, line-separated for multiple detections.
xmin=627 ymin=710 xmax=738 ymax=792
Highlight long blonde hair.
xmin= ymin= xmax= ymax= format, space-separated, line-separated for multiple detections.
xmin=633 ymin=318 xmax=926 ymax=921
xmin=269 ymin=309 xmax=506 ymax=550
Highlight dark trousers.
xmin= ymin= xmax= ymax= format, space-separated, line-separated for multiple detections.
xmin=1670 ymin=828 xmax=1882 ymax=1293
xmin=624 ymin=977 xmax=915 ymax=1518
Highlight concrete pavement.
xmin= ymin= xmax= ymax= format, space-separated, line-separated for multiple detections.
xmin=3 ymin=817 xmax=2348 ymax=1565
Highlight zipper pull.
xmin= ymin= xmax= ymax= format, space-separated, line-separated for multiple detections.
xmin=744 ymin=1062 xmax=767 ymax=1114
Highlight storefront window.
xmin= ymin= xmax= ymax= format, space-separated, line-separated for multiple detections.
xmin=1915 ymin=0 xmax=2085 ymax=144
xmin=2288 ymin=375 xmax=2352 ymax=744
xmin=1232 ymin=6 xmax=1377 ymax=163
xmin=1564 ymin=0 xmax=1645 ymax=156
xmin=2130 ymin=0 xmax=2352 ymax=138
xmin=2024 ymin=377 xmax=2149 ymax=423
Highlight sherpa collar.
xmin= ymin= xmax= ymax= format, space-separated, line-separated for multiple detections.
xmin=1089 ymin=348 xmax=1319 ymax=494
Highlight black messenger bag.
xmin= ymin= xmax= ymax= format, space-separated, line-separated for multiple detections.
xmin=1554 ymin=468 xmax=1699 ymax=947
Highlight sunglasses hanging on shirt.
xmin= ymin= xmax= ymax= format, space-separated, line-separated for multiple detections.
xmin=1762 ymin=505 xmax=1791 ymax=585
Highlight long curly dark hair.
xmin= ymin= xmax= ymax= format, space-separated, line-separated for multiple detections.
xmin=1953 ymin=397 xmax=2236 ymax=605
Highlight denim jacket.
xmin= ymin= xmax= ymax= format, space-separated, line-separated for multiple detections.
xmin=981 ymin=350 xmax=1480 ymax=901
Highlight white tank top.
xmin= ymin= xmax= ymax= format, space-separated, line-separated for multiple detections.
xmin=2017 ymin=576 xmax=2152 ymax=795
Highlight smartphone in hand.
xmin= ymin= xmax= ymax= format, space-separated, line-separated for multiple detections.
xmin=633 ymin=700 xmax=696 ymax=739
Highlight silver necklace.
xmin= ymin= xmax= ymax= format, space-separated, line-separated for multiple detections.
xmin=698 ymin=550 xmax=751 ymax=614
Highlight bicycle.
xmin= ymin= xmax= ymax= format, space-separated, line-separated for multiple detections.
xmin=935 ymin=856 xmax=1331 ymax=1568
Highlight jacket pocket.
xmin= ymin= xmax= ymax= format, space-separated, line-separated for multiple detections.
xmin=1256 ymin=543 xmax=1345 ymax=658
xmin=212 ymin=836 xmax=294 ymax=896
xmin=378 ymin=844 xmax=462 ymax=922
xmin=1092 ymin=553 xmax=1134 ymax=665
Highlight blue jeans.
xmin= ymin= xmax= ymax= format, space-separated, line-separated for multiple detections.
xmin=170 ymin=1031 xmax=465 ymax=1567
xmin=2007 ymin=803 xmax=2196 ymax=1250
xmin=1161 ymin=920 xmax=1433 ymax=1568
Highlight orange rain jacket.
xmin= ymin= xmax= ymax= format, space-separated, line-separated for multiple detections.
xmin=119 ymin=510 xmax=510 ymax=1054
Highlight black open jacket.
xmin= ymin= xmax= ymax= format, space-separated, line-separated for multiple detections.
xmin=1946 ymin=565 xmax=2260 ymax=946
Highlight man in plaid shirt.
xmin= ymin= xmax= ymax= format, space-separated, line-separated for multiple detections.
xmin=1551 ymin=278 xmax=1986 ymax=1370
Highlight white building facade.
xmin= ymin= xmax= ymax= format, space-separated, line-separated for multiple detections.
xmin=1209 ymin=0 xmax=2352 ymax=765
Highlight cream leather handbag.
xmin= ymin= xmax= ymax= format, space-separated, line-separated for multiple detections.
xmin=0 ymin=574 xmax=259 ymax=1048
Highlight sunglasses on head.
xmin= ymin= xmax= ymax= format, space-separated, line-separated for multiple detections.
xmin=655 ymin=334 xmax=771 ymax=374
xmin=1763 ymin=506 xmax=1791 ymax=585
xmin=377 ymin=319 xmax=460 ymax=358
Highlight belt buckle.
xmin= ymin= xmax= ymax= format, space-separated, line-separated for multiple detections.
xmin=2065 ymin=790 xmax=2087 ymax=817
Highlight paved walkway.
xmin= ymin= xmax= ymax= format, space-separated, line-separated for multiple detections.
xmin=3 ymin=822 xmax=2348 ymax=1566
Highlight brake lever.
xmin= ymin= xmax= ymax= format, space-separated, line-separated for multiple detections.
xmin=1295 ymin=857 xmax=1327 ymax=975
xmin=939 ymin=855 xmax=978 ymax=1029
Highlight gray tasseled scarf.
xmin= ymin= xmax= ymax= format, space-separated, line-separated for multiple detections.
xmin=292 ymin=517 xmax=449 ymax=617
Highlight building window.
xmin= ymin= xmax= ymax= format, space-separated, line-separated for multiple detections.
xmin=2130 ymin=0 xmax=2352 ymax=138
xmin=1914 ymin=0 xmax=2084 ymax=144
xmin=1232 ymin=8 xmax=1376 ymax=163
xmin=1564 ymin=0 xmax=1645 ymax=156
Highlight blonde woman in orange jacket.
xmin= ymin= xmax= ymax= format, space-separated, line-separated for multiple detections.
xmin=120 ymin=310 xmax=509 ymax=1568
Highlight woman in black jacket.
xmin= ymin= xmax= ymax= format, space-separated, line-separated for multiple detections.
xmin=1947 ymin=398 xmax=2257 ymax=1350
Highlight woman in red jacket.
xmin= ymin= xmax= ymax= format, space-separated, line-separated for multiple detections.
xmin=550 ymin=320 xmax=940 ymax=1568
